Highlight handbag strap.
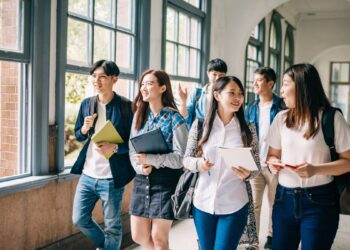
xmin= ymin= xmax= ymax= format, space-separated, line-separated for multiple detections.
xmin=189 ymin=118 xmax=205 ymax=188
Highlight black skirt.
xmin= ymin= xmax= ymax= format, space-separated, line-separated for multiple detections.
xmin=129 ymin=168 xmax=182 ymax=220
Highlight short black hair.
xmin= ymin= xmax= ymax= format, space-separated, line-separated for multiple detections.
xmin=254 ymin=67 xmax=276 ymax=83
xmin=90 ymin=60 xmax=120 ymax=76
xmin=207 ymin=58 xmax=227 ymax=73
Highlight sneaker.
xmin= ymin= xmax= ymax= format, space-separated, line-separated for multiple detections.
xmin=264 ymin=236 xmax=272 ymax=249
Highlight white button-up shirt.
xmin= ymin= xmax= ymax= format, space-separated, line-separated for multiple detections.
xmin=193 ymin=113 xmax=249 ymax=215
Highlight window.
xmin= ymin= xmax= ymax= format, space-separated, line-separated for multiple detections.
xmin=284 ymin=24 xmax=294 ymax=71
xmin=163 ymin=0 xmax=210 ymax=106
xmin=244 ymin=19 xmax=265 ymax=103
xmin=330 ymin=62 xmax=350 ymax=123
xmin=268 ymin=12 xmax=282 ymax=92
xmin=64 ymin=0 xmax=139 ymax=167
xmin=0 ymin=0 xmax=30 ymax=181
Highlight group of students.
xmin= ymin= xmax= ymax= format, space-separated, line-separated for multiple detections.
xmin=70 ymin=58 xmax=350 ymax=250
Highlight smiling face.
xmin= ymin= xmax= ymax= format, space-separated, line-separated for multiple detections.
xmin=90 ymin=67 xmax=117 ymax=94
xmin=214 ymin=80 xmax=244 ymax=113
xmin=281 ymin=74 xmax=296 ymax=108
xmin=253 ymin=73 xmax=274 ymax=95
xmin=140 ymin=73 xmax=166 ymax=103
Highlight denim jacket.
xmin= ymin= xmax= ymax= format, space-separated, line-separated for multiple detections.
xmin=185 ymin=85 xmax=210 ymax=128
xmin=245 ymin=94 xmax=284 ymax=137
xmin=71 ymin=93 xmax=136 ymax=188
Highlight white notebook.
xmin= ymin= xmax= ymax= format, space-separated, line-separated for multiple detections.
xmin=218 ymin=147 xmax=258 ymax=171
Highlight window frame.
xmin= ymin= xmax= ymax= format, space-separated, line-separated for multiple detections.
xmin=162 ymin=0 xmax=211 ymax=85
xmin=244 ymin=19 xmax=265 ymax=104
xmin=56 ymin=0 xmax=150 ymax=170
xmin=283 ymin=23 xmax=294 ymax=72
xmin=268 ymin=11 xmax=282 ymax=92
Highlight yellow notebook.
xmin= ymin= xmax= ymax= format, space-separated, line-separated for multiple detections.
xmin=91 ymin=120 xmax=124 ymax=159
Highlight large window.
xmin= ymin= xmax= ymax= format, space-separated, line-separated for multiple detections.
xmin=284 ymin=24 xmax=294 ymax=71
xmin=244 ymin=20 xmax=265 ymax=103
xmin=268 ymin=12 xmax=282 ymax=92
xmin=163 ymin=0 xmax=210 ymax=105
xmin=330 ymin=62 xmax=350 ymax=123
xmin=64 ymin=0 xmax=139 ymax=166
xmin=0 ymin=0 xmax=30 ymax=181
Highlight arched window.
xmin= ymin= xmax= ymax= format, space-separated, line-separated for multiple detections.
xmin=244 ymin=19 xmax=265 ymax=103
xmin=284 ymin=24 xmax=294 ymax=71
xmin=268 ymin=12 xmax=282 ymax=92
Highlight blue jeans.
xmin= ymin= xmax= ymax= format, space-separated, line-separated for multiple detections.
xmin=72 ymin=174 xmax=124 ymax=250
xmin=193 ymin=204 xmax=248 ymax=250
xmin=272 ymin=183 xmax=339 ymax=250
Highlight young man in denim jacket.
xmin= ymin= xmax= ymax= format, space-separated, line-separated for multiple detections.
xmin=245 ymin=67 xmax=284 ymax=250
xmin=178 ymin=58 xmax=227 ymax=128
xmin=71 ymin=60 xmax=135 ymax=250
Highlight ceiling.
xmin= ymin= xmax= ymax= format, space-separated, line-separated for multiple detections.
xmin=282 ymin=0 xmax=350 ymax=19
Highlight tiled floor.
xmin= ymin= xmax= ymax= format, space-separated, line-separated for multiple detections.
xmin=125 ymin=192 xmax=350 ymax=250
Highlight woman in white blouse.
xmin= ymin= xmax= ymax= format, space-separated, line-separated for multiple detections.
xmin=266 ymin=63 xmax=350 ymax=250
xmin=183 ymin=76 xmax=261 ymax=250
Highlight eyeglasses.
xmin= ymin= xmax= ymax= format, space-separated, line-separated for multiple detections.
xmin=90 ymin=74 xmax=110 ymax=81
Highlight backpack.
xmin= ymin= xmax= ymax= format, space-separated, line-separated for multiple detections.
xmin=188 ymin=87 xmax=203 ymax=127
xmin=322 ymin=106 xmax=350 ymax=214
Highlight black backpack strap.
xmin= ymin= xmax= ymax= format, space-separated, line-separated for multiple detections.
xmin=118 ymin=95 xmax=133 ymax=141
xmin=88 ymin=96 xmax=98 ymax=136
xmin=322 ymin=107 xmax=340 ymax=161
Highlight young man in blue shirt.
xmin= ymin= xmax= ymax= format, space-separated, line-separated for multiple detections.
xmin=178 ymin=58 xmax=227 ymax=128
xmin=245 ymin=67 xmax=284 ymax=250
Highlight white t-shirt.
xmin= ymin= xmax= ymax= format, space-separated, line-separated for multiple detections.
xmin=83 ymin=102 xmax=112 ymax=179
xmin=258 ymin=102 xmax=273 ymax=166
xmin=266 ymin=110 xmax=350 ymax=188
xmin=193 ymin=113 xmax=249 ymax=215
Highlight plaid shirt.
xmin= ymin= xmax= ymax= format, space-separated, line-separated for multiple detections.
xmin=138 ymin=107 xmax=186 ymax=151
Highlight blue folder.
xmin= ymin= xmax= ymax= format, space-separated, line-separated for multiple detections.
xmin=130 ymin=128 xmax=170 ymax=154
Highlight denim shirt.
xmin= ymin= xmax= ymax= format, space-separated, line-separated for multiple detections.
xmin=71 ymin=93 xmax=136 ymax=188
xmin=185 ymin=84 xmax=210 ymax=128
xmin=245 ymin=94 xmax=284 ymax=137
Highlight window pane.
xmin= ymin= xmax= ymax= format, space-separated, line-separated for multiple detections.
xmin=0 ymin=0 xmax=22 ymax=52
xmin=68 ymin=0 xmax=91 ymax=18
xmin=332 ymin=63 xmax=349 ymax=82
xmin=64 ymin=72 xmax=91 ymax=167
xmin=190 ymin=18 xmax=200 ymax=48
xmin=117 ymin=0 xmax=134 ymax=31
xmin=184 ymin=0 xmax=200 ymax=8
xmin=67 ymin=18 xmax=90 ymax=66
xmin=269 ymin=54 xmax=277 ymax=74
xmin=114 ymin=78 xmax=133 ymax=99
xmin=247 ymin=44 xmax=257 ymax=60
xmin=178 ymin=45 xmax=189 ymax=76
xmin=95 ymin=0 xmax=115 ymax=25
xmin=269 ymin=23 xmax=276 ymax=49
xmin=179 ymin=13 xmax=190 ymax=45
xmin=166 ymin=8 xmax=177 ymax=42
xmin=166 ymin=42 xmax=176 ymax=75
xmin=189 ymin=49 xmax=199 ymax=78
xmin=250 ymin=25 xmax=259 ymax=40
xmin=94 ymin=26 xmax=114 ymax=62
xmin=0 ymin=61 xmax=25 ymax=178
xmin=285 ymin=37 xmax=290 ymax=57
xmin=116 ymin=32 xmax=134 ymax=73
xmin=331 ymin=84 xmax=349 ymax=122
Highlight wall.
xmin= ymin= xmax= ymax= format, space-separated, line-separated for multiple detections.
xmin=0 ymin=178 xmax=133 ymax=249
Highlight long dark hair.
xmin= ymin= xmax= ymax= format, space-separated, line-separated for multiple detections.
xmin=198 ymin=76 xmax=252 ymax=155
xmin=133 ymin=69 xmax=177 ymax=130
xmin=284 ymin=63 xmax=331 ymax=139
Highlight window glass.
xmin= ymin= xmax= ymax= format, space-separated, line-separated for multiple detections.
xmin=190 ymin=18 xmax=200 ymax=48
xmin=269 ymin=24 xmax=276 ymax=49
xmin=94 ymin=26 xmax=114 ymax=62
xmin=184 ymin=0 xmax=200 ymax=8
xmin=165 ymin=42 xmax=176 ymax=75
xmin=116 ymin=32 xmax=134 ymax=73
xmin=117 ymin=0 xmax=134 ymax=31
xmin=95 ymin=0 xmax=115 ymax=25
xmin=0 ymin=61 xmax=27 ymax=179
xmin=0 ymin=0 xmax=22 ymax=52
xmin=166 ymin=8 xmax=177 ymax=42
xmin=67 ymin=18 xmax=90 ymax=66
xmin=332 ymin=63 xmax=349 ymax=82
xmin=68 ymin=0 xmax=91 ymax=19
xmin=179 ymin=13 xmax=190 ymax=45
